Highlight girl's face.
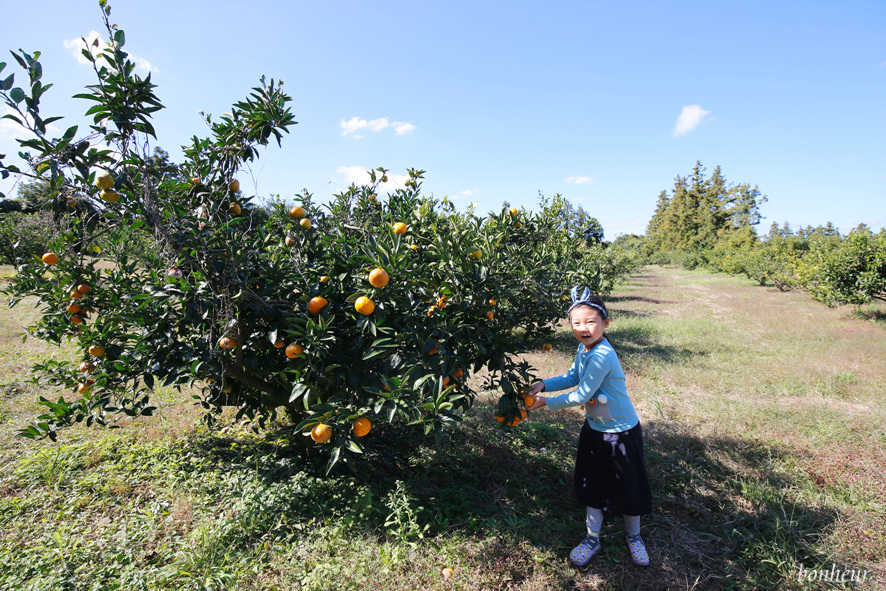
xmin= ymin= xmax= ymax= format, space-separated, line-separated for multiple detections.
xmin=569 ymin=305 xmax=610 ymax=351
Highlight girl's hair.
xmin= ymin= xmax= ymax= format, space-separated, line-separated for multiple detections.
xmin=567 ymin=294 xmax=608 ymax=322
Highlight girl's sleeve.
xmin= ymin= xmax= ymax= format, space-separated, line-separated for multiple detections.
xmin=542 ymin=352 xmax=580 ymax=392
xmin=545 ymin=352 xmax=611 ymax=411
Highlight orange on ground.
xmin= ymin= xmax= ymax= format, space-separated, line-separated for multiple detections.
xmin=368 ymin=268 xmax=389 ymax=288
xmin=77 ymin=284 xmax=90 ymax=294
xmin=219 ymin=336 xmax=236 ymax=349
xmin=353 ymin=417 xmax=371 ymax=437
xmin=311 ymin=423 xmax=332 ymax=443
xmin=41 ymin=253 xmax=59 ymax=265
xmin=289 ymin=206 xmax=305 ymax=220
xmin=88 ymin=345 xmax=105 ymax=357
xmin=285 ymin=343 xmax=304 ymax=358
xmin=307 ymin=296 xmax=328 ymax=315
xmin=355 ymin=296 xmax=375 ymax=315
xmin=392 ymin=222 xmax=407 ymax=235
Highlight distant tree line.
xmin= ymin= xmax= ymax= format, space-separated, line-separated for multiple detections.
xmin=624 ymin=161 xmax=886 ymax=308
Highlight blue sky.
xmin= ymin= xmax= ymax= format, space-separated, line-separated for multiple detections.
xmin=2 ymin=0 xmax=884 ymax=237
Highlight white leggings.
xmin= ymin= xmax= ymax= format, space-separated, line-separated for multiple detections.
xmin=587 ymin=506 xmax=641 ymax=536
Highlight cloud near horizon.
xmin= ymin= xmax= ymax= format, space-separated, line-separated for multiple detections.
xmin=336 ymin=166 xmax=409 ymax=191
xmin=63 ymin=30 xmax=156 ymax=73
xmin=563 ymin=176 xmax=593 ymax=185
xmin=340 ymin=116 xmax=416 ymax=138
xmin=672 ymin=105 xmax=712 ymax=137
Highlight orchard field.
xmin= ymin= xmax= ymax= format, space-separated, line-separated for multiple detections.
xmin=1 ymin=265 xmax=884 ymax=590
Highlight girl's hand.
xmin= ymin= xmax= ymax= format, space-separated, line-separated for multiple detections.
xmin=526 ymin=396 xmax=547 ymax=411
xmin=528 ymin=381 xmax=545 ymax=396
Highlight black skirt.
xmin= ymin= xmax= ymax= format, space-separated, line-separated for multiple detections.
xmin=574 ymin=420 xmax=652 ymax=517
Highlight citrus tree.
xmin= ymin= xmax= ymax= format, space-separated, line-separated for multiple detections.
xmin=1 ymin=2 xmax=623 ymax=470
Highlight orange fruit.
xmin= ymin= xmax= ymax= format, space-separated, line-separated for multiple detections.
xmin=67 ymin=199 xmax=78 ymax=207
xmin=219 ymin=336 xmax=236 ymax=349
xmin=285 ymin=235 xmax=296 ymax=247
xmin=320 ymin=276 xmax=330 ymax=283
xmin=442 ymin=376 xmax=451 ymax=387
xmin=229 ymin=179 xmax=240 ymax=193
xmin=427 ymin=305 xmax=436 ymax=317
xmin=77 ymin=382 xmax=92 ymax=394
xmin=70 ymin=290 xmax=83 ymax=300
xmin=95 ymin=171 xmax=114 ymax=190
xmin=307 ymin=296 xmax=328 ymax=315
xmin=79 ymin=361 xmax=95 ymax=373
xmin=311 ymin=423 xmax=332 ymax=443
xmin=229 ymin=202 xmax=241 ymax=215
xmin=392 ymin=222 xmax=407 ymax=235
xmin=488 ymin=298 xmax=496 ymax=306
xmin=41 ymin=253 xmax=59 ymax=265
xmin=543 ymin=343 xmax=553 ymax=352
xmin=77 ymin=284 xmax=90 ymax=294
xmin=514 ymin=222 xmax=522 ymax=228
xmin=442 ymin=567 xmax=454 ymax=579
xmin=453 ymin=368 xmax=464 ymax=378
xmin=495 ymin=414 xmax=506 ymax=423
xmin=289 ymin=206 xmax=305 ymax=220
xmin=410 ymin=244 xmax=419 ymax=250
xmin=66 ymin=303 xmax=81 ymax=314
xmin=285 ymin=343 xmax=304 ymax=358
xmin=436 ymin=296 xmax=448 ymax=309
xmin=273 ymin=338 xmax=286 ymax=349
xmin=300 ymin=218 xmax=312 ymax=230
xmin=70 ymin=315 xmax=84 ymax=325
xmin=355 ymin=296 xmax=375 ymax=315
xmin=486 ymin=311 xmax=494 ymax=320
xmin=428 ymin=346 xmax=438 ymax=355
xmin=368 ymin=268 xmax=389 ymax=288
xmin=191 ymin=177 xmax=201 ymax=185
xmin=353 ymin=417 xmax=371 ymax=437
xmin=508 ymin=207 xmax=518 ymax=216
xmin=469 ymin=249 xmax=482 ymax=259
xmin=88 ymin=345 xmax=105 ymax=357
xmin=100 ymin=189 xmax=121 ymax=203
xmin=523 ymin=394 xmax=536 ymax=407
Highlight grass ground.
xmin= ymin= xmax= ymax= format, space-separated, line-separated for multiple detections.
xmin=0 ymin=265 xmax=883 ymax=590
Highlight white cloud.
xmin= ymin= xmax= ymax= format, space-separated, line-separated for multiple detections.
xmin=563 ymin=176 xmax=593 ymax=185
xmin=340 ymin=116 xmax=415 ymax=137
xmin=63 ymin=30 xmax=156 ymax=73
xmin=672 ymin=105 xmax=712 ymax=137
xmin=335 ymin=166 xmax=409 ymax=192
xmin=451 ymin=187 xmax=480 ymax=199
xmin=0 ymin=105 xmax=60 ymax=139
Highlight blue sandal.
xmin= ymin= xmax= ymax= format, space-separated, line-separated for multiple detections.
xmin=569 ymin=535 xmax=600 ymax=570
xmin=626 ymin=534 xmax=649 ymax=566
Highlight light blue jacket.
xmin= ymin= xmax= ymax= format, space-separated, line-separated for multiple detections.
xmin=543 ymin=338 xmax=639 ymax=433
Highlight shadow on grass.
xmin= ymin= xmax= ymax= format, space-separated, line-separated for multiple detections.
xmin=176 ymin=410 xmax=846 ymax=591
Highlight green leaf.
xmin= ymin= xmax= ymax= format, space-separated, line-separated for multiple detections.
xmin=1 ymin=73 xmax=13 ymax=91
xmin=9 ymin=87 xmax=25 ymax=104
xmin=114 ymin=30 xmax=126 ymax=48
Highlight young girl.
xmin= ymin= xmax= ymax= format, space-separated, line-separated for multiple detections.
xmin=527 ymin=286 xmax=652 ymax=569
